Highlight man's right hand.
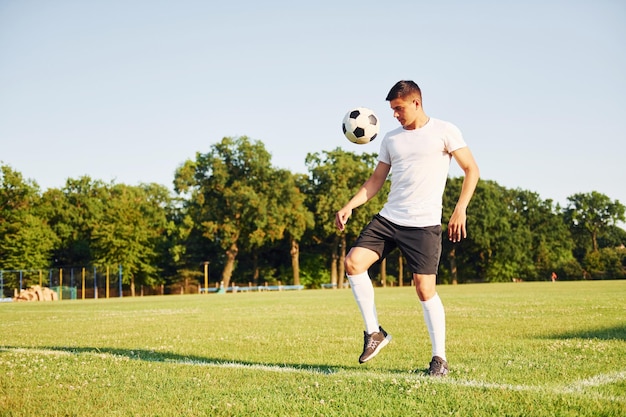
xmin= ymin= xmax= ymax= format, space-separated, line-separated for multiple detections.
xmin=335 ymin=207 xmax=352 ymax=231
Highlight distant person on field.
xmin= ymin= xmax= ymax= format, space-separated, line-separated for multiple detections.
xmin=335 ymin=80 xmax=480 ymax=376
xmin=551 ymin=271 xmax=557 ymax=282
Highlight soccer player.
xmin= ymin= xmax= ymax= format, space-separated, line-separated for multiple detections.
xmin=335 ymin=80 xmax=480 ymax=376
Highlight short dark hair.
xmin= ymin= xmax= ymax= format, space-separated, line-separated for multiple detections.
xmin=386 ymin=80 xmax=422 ymax=102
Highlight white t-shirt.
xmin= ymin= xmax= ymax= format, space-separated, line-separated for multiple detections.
xmin=378 ymin=117 xmax=467 ymax=227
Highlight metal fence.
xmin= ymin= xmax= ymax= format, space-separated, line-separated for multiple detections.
xmin=0 ymin=266 xmax=124 ymax=300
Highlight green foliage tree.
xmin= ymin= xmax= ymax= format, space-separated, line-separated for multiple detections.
xmin=565 ymin=192 xmax=626 ymax=254
xmin=443 ymin=179 xmax=519 ymax=282
xmin=583 ymin=247 xmax=626 ymax=279
xmin=563 ymin=192 xmax=626 ymax=279
xmin=0 ymin=164 xmax=58 ymax=288
xmin=163 ymin=203 xmax=201 ymax=291
xmin=91 ymin=183 xmax=171 ymax=296
xmin=598 ymin=224 xmax=626 ymax=249
xmin=305 ymin=148 xmax=383 ymax=288
xmin=444 ymin=180 xmax=582 ymax=282
xmin=507 ymin=189 xmax=576 ymax=280
xmin=1 ymin=213 xmax=58 ymax=271
xmin=174 ymin=136 xmax=282 ymax=289
xmin=3 ymin=151 xmax=626 ymax=295
xmin=270 ymin=170 xmax=314 ymax=285
xmin=39 ymin=176 xmax=108 ymax=266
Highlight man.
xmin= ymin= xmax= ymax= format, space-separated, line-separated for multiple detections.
xmin=335 ymin=80 xmax=479 ymax=376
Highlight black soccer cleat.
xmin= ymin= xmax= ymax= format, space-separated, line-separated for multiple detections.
xmin=428 ymin=355 xmax=449 ymax=377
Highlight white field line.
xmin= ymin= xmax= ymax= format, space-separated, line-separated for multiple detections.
xmin=561 ymin=370 xmax=626 ymax=393
xmin=2 ymin=347 xmax=625 ymax=402
xmin=171 ymin=358 xmax=336 ymax=375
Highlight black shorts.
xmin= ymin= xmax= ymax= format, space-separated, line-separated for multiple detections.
xmin=352 ymin=214 xmax=442 ymax=275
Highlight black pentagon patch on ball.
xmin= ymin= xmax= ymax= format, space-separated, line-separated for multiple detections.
xmin=368 ymin=114 xmax=378 ymax=125
xmin=370 ymin=133 xmax=377 ymax=141
xmin=350 ymin=110 xmax=361 ymax=119
xmin=354 ymin=127 xmax=365 ymax=137
xmin=342 ymin=124 xmax=347 ymax=134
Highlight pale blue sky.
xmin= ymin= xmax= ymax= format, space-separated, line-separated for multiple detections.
xmin=1 ymin=1 xmax=625 ymax=214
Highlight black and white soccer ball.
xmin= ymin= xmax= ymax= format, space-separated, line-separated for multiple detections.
xmin=342 ymin=107 xmax=380 ymax=144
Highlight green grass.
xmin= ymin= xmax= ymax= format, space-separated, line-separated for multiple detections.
xmin=1 ymin=281 xmax=625 ymax=416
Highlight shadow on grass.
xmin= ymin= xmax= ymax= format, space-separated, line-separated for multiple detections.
xmin=2 ymin=345 xmax=343 ymax=375
xmin=549 ymin=324 xmax=626 ymax=341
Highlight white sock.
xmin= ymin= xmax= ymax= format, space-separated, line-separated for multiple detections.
xmin=347 ymin=272 xmax=379 ymax=334
xmin=421 ymin=293 xmax=446 ymax=360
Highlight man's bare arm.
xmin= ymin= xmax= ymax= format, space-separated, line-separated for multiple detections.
xmin=448 ymin=147 xmax=480 ymax=242
xmin=335 ymin=162 xmax=391 ymax=231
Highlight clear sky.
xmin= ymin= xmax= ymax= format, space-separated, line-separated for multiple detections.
xmin=1 ymin=1 xmax=625 ymax=214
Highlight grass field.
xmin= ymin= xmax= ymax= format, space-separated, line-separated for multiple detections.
xmin=1 ymin=281 xmax=625 ymax=416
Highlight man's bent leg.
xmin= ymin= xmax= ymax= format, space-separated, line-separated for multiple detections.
xmin=415 ymin=273 xmax=447 ymax=364
xmin=346 ymin=247 xmax=391 ymax=363
xmin=346 ymin=247 xmax=381 ymax=334
xmin=347 ymin=271 xmax=379 ymax=334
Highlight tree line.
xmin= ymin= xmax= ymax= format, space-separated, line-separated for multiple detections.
xmin=1 ymin=136 xmax=625 ymax=295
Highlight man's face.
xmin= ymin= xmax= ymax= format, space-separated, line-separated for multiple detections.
xmin=389 ymin=96 xmax=419 ymax=129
